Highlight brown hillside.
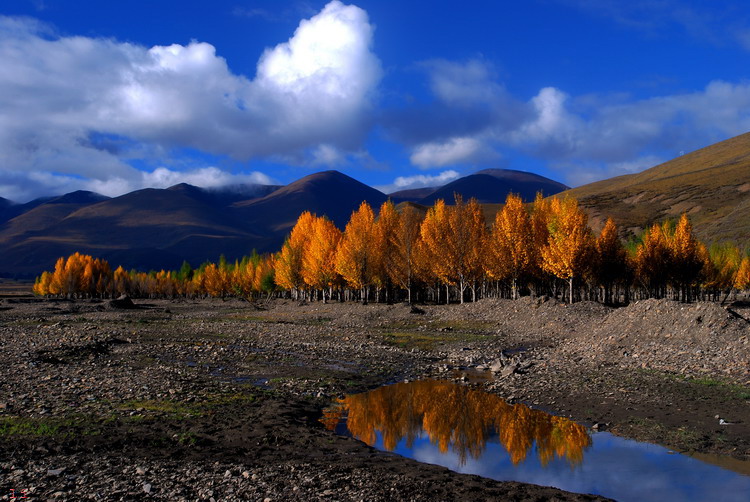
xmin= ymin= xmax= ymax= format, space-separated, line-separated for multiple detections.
xmin=564 ymin=132 xmax=750 ymax=245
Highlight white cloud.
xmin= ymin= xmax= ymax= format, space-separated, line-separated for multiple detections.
xmin=401 ymin=56 xmax=750 ymax=184
xmin=424 ymin=59 xmax=506 ymax=106
xmin=0 ymin=1 xmax=381 ymax=199
xmin=375 ymin=169 xmax=460 ymax=194
xmin=410 ymin=137 xmax=499 ymax=168
xmin=0 ymin=166 xmax=274 ymax=202
xmin=309 ymin=144 xmax=347 ymax=166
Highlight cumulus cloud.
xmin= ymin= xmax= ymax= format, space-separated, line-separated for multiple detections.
xmin=396 ymin=56 xmax=750 ymax=184
xmin=410 ymin=137 xmax=499 ymax=168
xmin=0 ymin=1 xmax=381 ymax=200
xmin=376 ymin=169 xmax=460 ymax=194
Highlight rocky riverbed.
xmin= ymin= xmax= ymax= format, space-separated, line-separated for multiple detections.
xmin=1 ymin=292 xmax=748 ymax=500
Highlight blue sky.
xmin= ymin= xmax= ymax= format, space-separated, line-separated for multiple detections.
xmin=1 ymin=0 xmax=750 ymax=201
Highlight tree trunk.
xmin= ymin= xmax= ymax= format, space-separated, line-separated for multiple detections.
xmin=569 ymin=276 xmax=574 ymax=304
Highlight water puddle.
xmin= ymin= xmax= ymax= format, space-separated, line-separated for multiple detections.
xmin=322 ymin=380 xmax=750 ymax=502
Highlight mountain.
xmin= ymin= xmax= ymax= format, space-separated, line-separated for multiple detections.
xmin=234 ymin=170 xmax=388 ymax=243
xmin=0 ymin=191 xmax=110 ymax=239
xmin=0 ymin=167 xmax=573 ymax=277
xmin=388 ymin=187 xmax=438 ymax=204
xmin=0 ymin=172 xmax=390 ymax=277
xmin=565 ymin=132 xmax=750 ymax=245
xmin=418 ymin=169 xmax=568 ymax=206
xmin=167 ymin=183 xmax=282 ymax=207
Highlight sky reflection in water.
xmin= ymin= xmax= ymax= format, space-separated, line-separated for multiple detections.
xmin=323 ymin=380 xmax=750 ymax=502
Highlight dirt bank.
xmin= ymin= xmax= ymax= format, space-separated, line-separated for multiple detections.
xmin=1 ymin=294 xmax=748 ymax=500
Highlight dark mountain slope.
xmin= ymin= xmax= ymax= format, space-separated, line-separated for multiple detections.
xmin=234 ymin=170 xmax=388 ymax=242
xmin=388 ymin=187 xmax=438 ymax=204
xmin=419 ymin=169 xmax=568 ymax=205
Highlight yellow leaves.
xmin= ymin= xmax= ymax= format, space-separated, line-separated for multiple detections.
xmin=636 ymin=214 xmax=707 ymax=298
xmin=335 ymin=202 xmax=375 ymax=291
xmin=386 ymin=204 xmax=424 ymax=301
xmin=487 ymin=193 xmax=532 ymax=284
xmin=275 ymin=211 xmax=315 ymax=291
xmin=735 ymin=256 xmax=750 ymax=290
xmin=540 ymin=197 xmax=592 ymax=282
xmin=37 ymin=252 xmax=112 ymax=298
xmin=373 ymin=200 xmax=399 ymax=288
xmin=31 ymin=200 xmax=737 ymax=302
xmin=420 ymin=196 xmax=486 ymax=301
xmin=303 ymin=215 xmax=342 ymax=293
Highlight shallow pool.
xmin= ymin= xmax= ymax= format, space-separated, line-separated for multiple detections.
xmin=322 ymin=380 xmax=750 ymax=502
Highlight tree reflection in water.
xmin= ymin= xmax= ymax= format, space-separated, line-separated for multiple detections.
xmin=322 ymin=380 xmax=591 ymax=467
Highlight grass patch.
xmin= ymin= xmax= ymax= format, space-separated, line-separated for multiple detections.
xmin=383 ymin=330 xmax=492 ymax=350
xmin=617 ymin=416 xmax=704 ymax=451
xmin=176 ymin=431 xmax=199 ymax=446
xmin=0 ymin=417 xmax=69 ymax=437
xmin=0 ymin=415 xmax=103 ymax=438
xmin=639 ymin=368 xmax=750 ymax=401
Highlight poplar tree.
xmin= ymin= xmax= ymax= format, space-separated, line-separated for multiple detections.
xmin=303 ymin=216 xmax=342 ymax=303
xmin=488 ymin=193 xmax=532 ymax=299
xmin=388 ymin=204 xmax=424 ymax=304
xmin=540 ymin=197 xmax=593 ymax=304
xmin=593 ymin=218 xmax=629 ymax=304
xmin=275 ymin=211 xmax=315 ymax=298
xmin=336 ymin=202 xmax=376 ymax=304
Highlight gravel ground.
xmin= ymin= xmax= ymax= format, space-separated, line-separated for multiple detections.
xmin=1 ymin=292 xmax=748 ymax=500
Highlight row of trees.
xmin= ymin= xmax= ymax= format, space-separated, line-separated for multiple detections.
xmin=33 ymin=252 xmax=276 ymax=299
xmin=33 ymin=194 xmax=750 ymax=304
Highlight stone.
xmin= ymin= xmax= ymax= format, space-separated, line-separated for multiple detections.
xmin=108 ymin=295 xmax=136 ymax=309
xmin=489 ymin=361 xmax=504 ymax=373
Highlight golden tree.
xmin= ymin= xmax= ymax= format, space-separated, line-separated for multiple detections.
xmin=420 ymin=196 xmax=486 ymax=303
xmin=373 ymin=200 xmax=400 ymax=302
xmin=387 ymin=204 xmax=424 ymax=304
xmin=202 ymin=263 xmax=228 ymax=298
xmin=530 ymin=192 xmax=552 ymax=272
xmin=275 ymin=211 xmax=315 ymax=299
xmin=336 ymin=202 xmax=376 ymax=304
xmin=635 ymin=221 xmax=672 ymax=298
xmin=669 ymin=214 xmax=706 ymax=301
xmin=457 ymin=196 xmax=487 ymax=302
xmin=33 ymin=271 xmax=53 ymax=296
xmin=487 ymin=193 xmax=532 ymax=299
xmin=419 ymin=199 xmax=452 ymax=302
xmin=707 ymin=243 xmax=741 ymax=292
xmin=540 ymin=197 xmax=593 ymax=304
xmin=303 ymin=216 xmax=342 ymax=302
xmin=592 ymin=218 xmax=629 ymax=304
xmin=735 ymin=255 xmax=750 ymax=290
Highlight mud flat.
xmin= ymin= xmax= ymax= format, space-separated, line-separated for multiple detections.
xmin=1 ymin=294 xmax=748 ymax=500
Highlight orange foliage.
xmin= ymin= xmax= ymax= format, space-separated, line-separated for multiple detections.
xmin=487 ymin=193 xmax=533 ymax=299
xmin=335 ymin=202 xmax=376 ymax=301
xmin=540 ymin=197 xmax=593 ymax=303
xmin=323 ymin=380 xmax=591 ymax=467
xmin=303 ymin=216 xmax=342 ymax=301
